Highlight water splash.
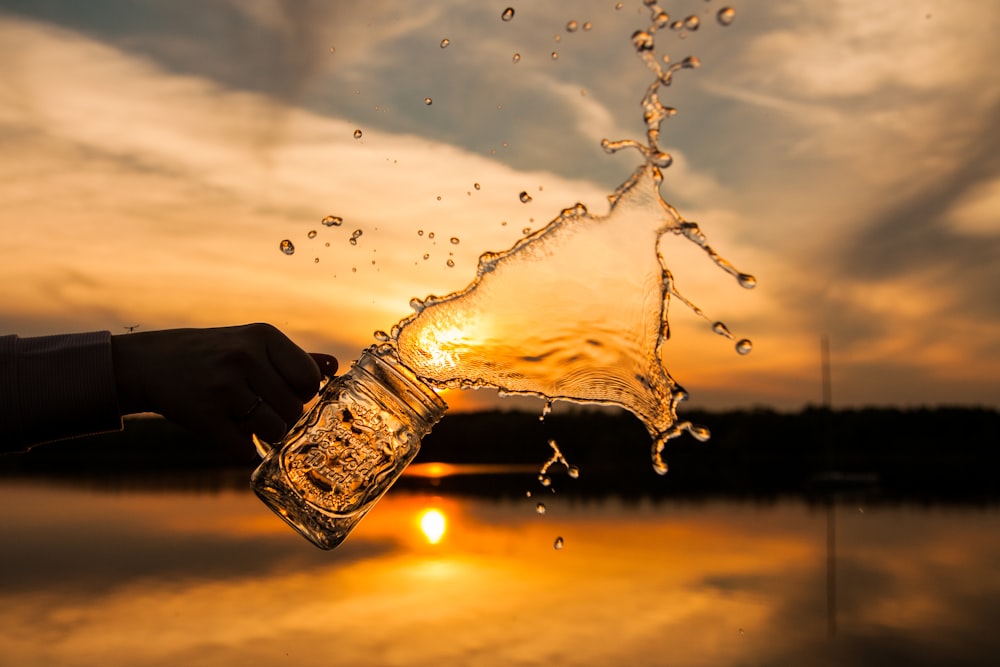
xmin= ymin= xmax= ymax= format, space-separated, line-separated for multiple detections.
xmin=388 ymin=1 xmax=753 ymax=473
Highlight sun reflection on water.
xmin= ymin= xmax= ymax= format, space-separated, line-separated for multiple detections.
xmin=418 ymin=507 xmax=447 ymax=545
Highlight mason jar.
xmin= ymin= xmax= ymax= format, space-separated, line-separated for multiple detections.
xmin=251 ymin=346 xmax=447 ymax=549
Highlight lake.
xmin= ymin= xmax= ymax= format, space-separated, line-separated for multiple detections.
xmin=1 ymin=475 xmax=998 ymax=666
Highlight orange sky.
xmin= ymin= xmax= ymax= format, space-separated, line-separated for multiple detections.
xmin=1 ymin=0 xmax=998 ymax=413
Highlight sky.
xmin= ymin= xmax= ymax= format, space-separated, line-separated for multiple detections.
xmin=1 ymin=0 xmax=998 ymax=413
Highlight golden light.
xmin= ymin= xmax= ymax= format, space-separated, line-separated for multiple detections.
xmin=418 ymin=508 xmax=447 ymax=545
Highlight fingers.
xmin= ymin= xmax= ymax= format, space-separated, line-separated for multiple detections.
xmin=258 ymin=324 xmax=323 ymax=402
xmin=237 ymin=392 xmax=288 ymax=445
xmin=310 ymin=353 xmax=338 ymax=379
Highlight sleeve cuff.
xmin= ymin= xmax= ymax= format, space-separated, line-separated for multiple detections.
xmin=2 ymin=332 xmax=123 ymax=452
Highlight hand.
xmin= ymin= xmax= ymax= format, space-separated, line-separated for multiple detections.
xmin=111 ymin=324 xmax=337 ymax=454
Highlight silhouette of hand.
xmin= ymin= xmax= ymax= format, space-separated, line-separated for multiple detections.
xmin=111 ymin=324 xmax=337 ymax=453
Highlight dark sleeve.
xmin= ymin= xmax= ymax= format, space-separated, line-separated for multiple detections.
xmin=0 ymin=332 xmax=123 ymax=453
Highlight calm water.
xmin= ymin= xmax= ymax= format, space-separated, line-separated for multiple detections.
xmin=1 ymin=476 xmax=998 ymax=666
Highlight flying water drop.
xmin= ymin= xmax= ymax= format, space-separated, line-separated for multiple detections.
xmin=717 ymin=7 xmax=735 ymax=26
xmin=307 ymin=230 xmax=317 ymax=239
xmin=353 ymin=129 xmax=363 ymax=139
xmin=736 ymin=339 xmax=753 ymax=355
xmin=553 ymin=536 xmax=564 ymax=550
xmin=279 ymin=240 xmax=294 ymax=255
xmin=536 ymin=503 xmax=546 ymax=515
xmin=424 ymin=97 xmax=433 ymax=105
xmin=322 ymin=215 xmax=343 ymax=227
xmin=501 ymin=7 xmax=514 ymax=22
xmin=519 ymin=191 xmax=533 ymax=203
xmin=712 ymin=321 xmax=733 ymax=339
xmin=440 ymin=38 xmax=450 ymax=48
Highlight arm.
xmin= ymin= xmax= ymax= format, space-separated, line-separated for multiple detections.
xmin=1 ymin=324 xmax=336 ymax=455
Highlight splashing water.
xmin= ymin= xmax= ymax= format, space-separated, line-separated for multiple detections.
xmin=385 ymin=2 xmax=754 ymax=473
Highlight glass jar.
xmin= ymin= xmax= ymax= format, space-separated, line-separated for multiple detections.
xmin=251 ymin=346 xmax=447 ymax=549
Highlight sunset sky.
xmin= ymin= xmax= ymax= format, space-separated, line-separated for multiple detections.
xmin=1 ymin=0 xmax=997 ymax=413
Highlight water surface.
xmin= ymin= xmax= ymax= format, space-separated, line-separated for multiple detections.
xmin=1 ymin=478 xmax=998 ymax=666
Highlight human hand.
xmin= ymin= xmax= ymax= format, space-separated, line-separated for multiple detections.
xmin=111 ymin=324 xmax=337 ymax=454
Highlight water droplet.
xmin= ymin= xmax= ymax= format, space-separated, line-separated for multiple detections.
xmin=450 ymin=237 xmax=460 ymax=245
xmin=422 ymin=253 xmax=430 ymax=260
xmin=417 ymin=230 xmax=424 ymax=236
xmin=446 ymin=259 xmax=455 ymax=267
xmin=682 ymin=55 xmax=701 ymax=69
xmin=566 ymin=20 xmax=578 ymax=32
xmin=321 ymin=215 xmax=343 ymax=227
xmin=424 ymin=97 xmax=433 ymax=105
xmin=684 ymin=15 xmax=700 ymax=31
xmin=328 ymin=46 xmax=335 ymax=54
xmin=428 ymin=232 xmax=435 ymax=239
xmin=738 ymin=273 xmax=757 ymax=289
xmin=553 ymin=536 xmax=564 ymax=550
xmin=280 ymin=240 xmax=294 ymax=255
xmin=522 ymin=227 xmax=532 ymax=235
xmin=526 ymin=490 xmax=532 ymax=498
xmin=536 ymin=503 xmax=547 ymax=515
xmin=717 ymin=7 xmax=735 ymax=26
xmin=583 ymin=22 xmax=592 ymax=31
xmin=373 ymin=330 xmax=390 ymax=342
xmin=712 ymin=321 xmax=733 ymax=339
xmin=567 ymin=466 xmax=580 ymax=479
xmin=501 ymin=7 xmax=514 ymax=21
xmin=736 ymin=339 xmax=753 ymax=355
xmin=519 ymin=191 xmax=533 ymax=203
xmin=554 ymin=34 xmax=562 ymax=43
xmin=440 ymin=38 xmax=450 ymax=48
xmin=551 ymin=51 xmax=559 ymax=60
xmin=474 ymin=182 xmax=481 ymax=190
xmin=436 ymin=195 xmax=442 ymax=201
xmin=512 ymin=52 xmax=521 ymax=63
xmin=353 ymin=129 xmax=363 ymax=139
xmin=615 ymin=2 xmax=623 ymax=9
xmin=349 ymin=229 xmax=363 ymax=246
xmin=631 ymin=30 xmax=654 ymax=52
xmin=538 ymin=474 xmax=551 ymax=487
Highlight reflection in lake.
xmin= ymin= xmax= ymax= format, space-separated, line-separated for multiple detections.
xmin=1 ymin=478 xmax=998 ymax=666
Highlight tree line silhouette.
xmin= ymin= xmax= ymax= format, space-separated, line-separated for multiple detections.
xmin=2 ymin=406 xmax=996 ymax=502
